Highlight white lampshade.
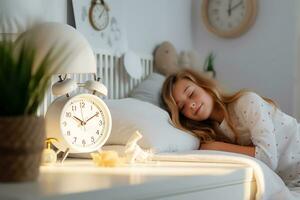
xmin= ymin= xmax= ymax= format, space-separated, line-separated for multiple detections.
xmin=14 ymin=22 xmax=96 ymax=74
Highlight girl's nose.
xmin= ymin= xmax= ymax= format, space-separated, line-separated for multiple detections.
xmin=190 ymin=102 xmax=196 ymax=109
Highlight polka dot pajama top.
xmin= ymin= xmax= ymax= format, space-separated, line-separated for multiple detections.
xmin=218 ymin=92 xmax=300 ymax=185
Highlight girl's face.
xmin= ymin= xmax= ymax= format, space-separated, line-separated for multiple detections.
xmin=172 ymin=78 xmax=215 ymax=121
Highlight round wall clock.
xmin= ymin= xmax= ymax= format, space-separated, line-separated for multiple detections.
xmin=89 ymin=0 xmax=110 ymax=31
xmin=201 ymin=0 xmax=257 ymax=38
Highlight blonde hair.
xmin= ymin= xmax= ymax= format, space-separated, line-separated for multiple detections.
xmin=161 ymin=69 xmax=276 ymax=144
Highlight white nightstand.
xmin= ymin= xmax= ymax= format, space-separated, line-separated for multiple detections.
xmin=0 ymin=158 xmax=256 ymax=200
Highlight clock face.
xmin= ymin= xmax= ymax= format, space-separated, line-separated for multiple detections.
xmin=202 ymin=0 xmax=257 ymax=38
xmin=89 ymin=1 xmax=109 ymax=31
xmin=60 ymin=94 xmax=111 ymax=152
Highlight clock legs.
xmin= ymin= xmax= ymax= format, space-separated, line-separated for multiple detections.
xmin=59 ymin=148 xmax=70 ymax=164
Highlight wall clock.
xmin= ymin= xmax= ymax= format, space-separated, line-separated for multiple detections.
xmin=201 ymin=0 xmax=257 ymax=38
xmin=89 ymin=0 xmax=110 ymax=31
xmin=45 ymin=75 xmax=111 ymax=161
xmin=72 ymin=0 xmax=128 ymax=55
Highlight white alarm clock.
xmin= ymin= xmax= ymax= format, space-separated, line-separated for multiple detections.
xmin=45 ymin=75 xmax=112 ymax=159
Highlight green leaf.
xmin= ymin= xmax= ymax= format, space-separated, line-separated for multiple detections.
xmin=0 ymin=40 xmax=68 ymax=116
xmin=204 ymin=52 xmax=215 ymax=71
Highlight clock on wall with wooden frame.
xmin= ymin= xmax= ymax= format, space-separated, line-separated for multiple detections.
xmin=201 ymin=0 xmax=257 ymax=38
xmin=89 ymin=0 xmax=110 ymax=31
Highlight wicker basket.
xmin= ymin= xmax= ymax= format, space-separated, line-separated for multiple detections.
xmin=0 ymin=115 xmax=45 ymax=182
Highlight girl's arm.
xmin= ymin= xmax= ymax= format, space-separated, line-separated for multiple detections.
xmin=200 ymin=141 xmax=255 ymax=157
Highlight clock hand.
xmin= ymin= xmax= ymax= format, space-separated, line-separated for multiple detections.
xmin=230 ymin=0 xmax=243 ymax=12
xmin=85 ymin=112 xmax=99 ymax=124
xmin=98 ymin=8 xmax=105 ymax=19
xmin=79 ymin=104 xmax=87 ymax=131
xmin=73 ymin=116 xmax=85 ymax=126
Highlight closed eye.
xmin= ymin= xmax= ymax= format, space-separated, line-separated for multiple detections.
xmin=189 ymin=92 xmax=194 ymax=98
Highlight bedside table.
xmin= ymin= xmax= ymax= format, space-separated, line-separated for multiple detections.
xmin=0 ymin=158 xmax=256 ymax=200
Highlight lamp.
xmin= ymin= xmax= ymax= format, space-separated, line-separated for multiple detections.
xmin=15 ymin=22 xmax=97 ymax=74
xmin=15 ymin=22 xmax=106 ymax=97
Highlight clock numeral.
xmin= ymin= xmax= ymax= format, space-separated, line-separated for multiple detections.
xmin=96 ymin=130 xmax=99 ymax=135
xmin=62 ymin=121 xmax=67 ymax=127
xmin=90 ymin=105 xmax=93 ymax=111
xmin=66 ymin=112 xmax=71 ymax=118
xmin=72 ymin=105 xmax=77 ymax=111
xmin=82 ymin=139 xmax=86 ymax=146
xmin=91 ymin=136 xmax=95 ymax=144
xmin=72 ymin=137 xmax=77 ymax=144
xmin=67 ymin=131 xmax=71 ymax=136
xmin=80 ymin=102 xmax=85 ymax=108
xmin=99 ymin=120 xmax=103 ymax=126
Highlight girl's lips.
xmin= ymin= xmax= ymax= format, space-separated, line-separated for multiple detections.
xmin=195 ymin=103 xmax=203 ymax=115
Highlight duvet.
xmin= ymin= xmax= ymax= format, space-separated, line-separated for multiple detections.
xmin=153 ymin=150 xmax=300 ymax=200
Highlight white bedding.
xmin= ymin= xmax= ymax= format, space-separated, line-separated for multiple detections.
xmin=151 ymin=150 xmax=300 ymax=200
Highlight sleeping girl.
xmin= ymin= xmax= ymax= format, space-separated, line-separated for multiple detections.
xmin=161 ymin=69 xmax=300 ymax=186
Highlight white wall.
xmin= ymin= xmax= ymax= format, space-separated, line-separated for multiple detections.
xmin=43 ymin=0 xmax=194 ymax=55
xmin=124 ymin=0 xmax=194 ymax=54
xmin=41 ymin=0 xmax=300 ymax=117
xmin=192 ymin=0 xmax=299 ymax=116
xmin=295 ymin=0 xmax=300 ymax=119
xmin=43 ymin=0 xmax=68 ymax=24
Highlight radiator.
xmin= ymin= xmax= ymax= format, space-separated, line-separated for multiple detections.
xmin=37 ymin=50 xmax=153 ymax=116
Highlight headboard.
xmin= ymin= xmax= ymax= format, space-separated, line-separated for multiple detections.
xmin=37 ymin=50 xmax=154 ymax=116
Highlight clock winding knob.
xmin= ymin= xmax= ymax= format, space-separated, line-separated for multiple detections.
xmin=84 ymin=78 xmax=107 ymax=96
xmin=52 ymin=78 xmax=78 ymax=97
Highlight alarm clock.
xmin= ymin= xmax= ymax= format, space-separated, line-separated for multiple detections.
xmin=45 ymin=74 xmax=112 ymax=160
xmin=89 ymin=0 xmax=110 ymax=31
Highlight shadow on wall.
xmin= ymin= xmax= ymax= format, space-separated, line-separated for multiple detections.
xmin=67 ymin=0 xmax=75 ymax=27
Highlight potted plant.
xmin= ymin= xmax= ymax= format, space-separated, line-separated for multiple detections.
xmin=203 ymin=52 xmax=216 ymax=78
xmin=0 ymin=39 xmax=60 ymax=182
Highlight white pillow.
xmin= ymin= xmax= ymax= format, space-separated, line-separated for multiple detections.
xmin=129 ymin=73 xmax=165 ymax=108
xmin=105 ymin=98 xmax=200 ymax=153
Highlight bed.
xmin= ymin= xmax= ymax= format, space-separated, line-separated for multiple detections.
xmin=1 ymin=50 xmax=299 ymax=200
